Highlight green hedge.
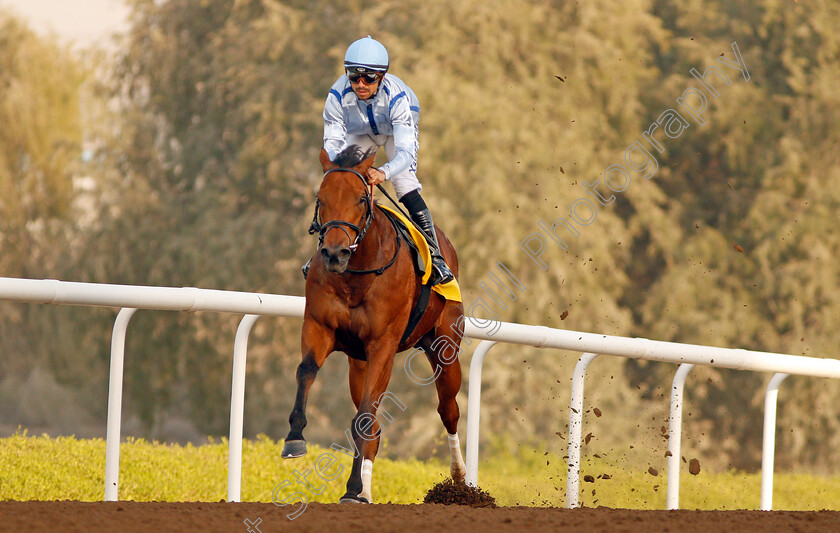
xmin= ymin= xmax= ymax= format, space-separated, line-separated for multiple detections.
xmin=2 ymin=433 xmax=838 ymax=510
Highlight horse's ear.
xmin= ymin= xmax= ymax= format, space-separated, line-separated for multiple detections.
xmin=319 ymin=148 xmax=336 ymax=172
xmin=357 ymin=149 xmax=377 ymax=173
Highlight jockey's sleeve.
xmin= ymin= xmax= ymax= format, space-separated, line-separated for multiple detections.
xmin=380 ymin=94 xmax=416 ymax=180
xmin=323 ymin=89 xmax=347 ymax=161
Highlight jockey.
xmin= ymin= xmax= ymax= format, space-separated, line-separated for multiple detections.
xmin=305 ymin=35 xmax=454 ymax=285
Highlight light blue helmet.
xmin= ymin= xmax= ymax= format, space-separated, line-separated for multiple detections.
xmin=344 ymin=36 xmax=389 ymax=73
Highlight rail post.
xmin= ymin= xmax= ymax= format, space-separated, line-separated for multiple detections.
xmin=760 ymin=372 xmax=789 ymax=510
xmin=104 ymin=307 xmax=138 ymax=501
xmin=666 ymin=363 xmax=694 ymax=509
xmin=227 ymin=314 xmax=260 ymax=502
xmin=465 ymin=340 xmax=498 ymax=487
xmin=566 ymin=352 xmax=600 ymax=508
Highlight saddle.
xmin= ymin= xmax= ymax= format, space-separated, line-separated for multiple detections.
xmin=375 ymin=202 xmax=462 ymax=347
xmin=375 ymin=203 xmax=461 ymax=303
xmin=378 ymin=204 xmax=426 ymax=278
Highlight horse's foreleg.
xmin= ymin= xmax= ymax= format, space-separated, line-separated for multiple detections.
xmin=347 ymin=357 xmax=370 ymax=498
xmin=340 ymin=343 xmax=395 ymax=504
xmin=348 ymin=357 xmax=366 ymax=409
xmin=281 ymin=355 xmax=318 ymax=458
xmin=282 ymin=319 xmax=334 ymax=458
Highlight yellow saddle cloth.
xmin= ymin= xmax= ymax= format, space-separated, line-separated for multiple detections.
xmin=377 ymin=204 xmax=462 ymax=303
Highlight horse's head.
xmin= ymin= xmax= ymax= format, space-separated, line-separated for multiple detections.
xmin=313 ymin=145 xmax=377 ymax=273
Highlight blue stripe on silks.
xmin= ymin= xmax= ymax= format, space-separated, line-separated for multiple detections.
xmin=382 ymin=85 xmax=390 ymax=96
xmin=389 ymin=91 xmax=406 ymax=112
xmin=329 ymin=89 xmax=342 ymax=101
xmin=366 ymin=105 xmax=380 ymax=135
xmin=410 ymin=105 xmax=420 ymax=113
xmin=341 ymin=86 xmax=354 ymax=97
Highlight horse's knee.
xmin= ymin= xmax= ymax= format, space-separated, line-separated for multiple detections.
xmin=351 ymin=408 xmax=381 ymax=443
xmin=296 ymin=355 xmax=320 ymax=382
xmin=287 ymin=355 xmax=321 ymax=438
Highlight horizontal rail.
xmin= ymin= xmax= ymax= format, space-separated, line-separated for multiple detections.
xmin=465 ymin=323 xmax=840 ymax=380
xmin=0 ymin=277 xmax=303 ymax=315
xmin=3 ymin=277 xmax=840 ymax=380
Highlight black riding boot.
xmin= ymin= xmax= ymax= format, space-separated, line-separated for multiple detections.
xmin=400 ymin=190 xmax=455 ymax=285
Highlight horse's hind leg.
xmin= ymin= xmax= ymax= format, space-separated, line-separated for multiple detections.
xmin=282 ymin=318 xmax=334 ymax=458
xmin=422 ymin=303 xmax=467 ymax=483
xmin=424 ymin=350 xmax=467 ymax=483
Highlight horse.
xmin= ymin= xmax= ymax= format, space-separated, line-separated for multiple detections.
xmin=281 ymin=145 xmax=466 ymax=503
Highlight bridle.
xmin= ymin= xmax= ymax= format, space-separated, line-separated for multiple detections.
xmin=309 ymin=167 xmax=373 ymax=252
xmin=308 ymin=167 xmax=401 ymax=275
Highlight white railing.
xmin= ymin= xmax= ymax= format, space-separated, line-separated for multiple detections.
xmin=464 ymin=337 xmax=840 ymax=510
xmin=0 ymin=276 xmax=834 ymax=509
xmin=0 ymin=277 xmax=303 ymax=502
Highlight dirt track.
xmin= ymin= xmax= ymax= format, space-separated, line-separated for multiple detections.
xmin=2 ymin=502 xmax=840 ymax=532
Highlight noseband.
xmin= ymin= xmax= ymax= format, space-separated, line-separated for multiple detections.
xmin=308 ymin=167 xmax=402 ymax=275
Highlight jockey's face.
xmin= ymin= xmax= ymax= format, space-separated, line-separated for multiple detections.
xmin=348 ymin=72 xmax=381 ymax=101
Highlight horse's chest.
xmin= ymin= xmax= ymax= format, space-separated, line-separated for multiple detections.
xmin=343 ymin=303 xmax=373 ymax=332
xmin=332 ymin=302 xmax=385 ymax=358
xmin=316 ymin=294 xmax=365 ymax=330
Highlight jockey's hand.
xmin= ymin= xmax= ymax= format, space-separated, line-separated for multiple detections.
xmin=366 ymin=167 xmax=386 ymax=186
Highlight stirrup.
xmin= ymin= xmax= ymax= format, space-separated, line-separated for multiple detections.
xmin=301 ymin=257 xmax=312 ymax=279
xmin=431 ymin=258 xmax=454 ymax=285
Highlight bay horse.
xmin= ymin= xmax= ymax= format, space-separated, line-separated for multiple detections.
xmin=282 ymin=145 xmax=466 ymax=503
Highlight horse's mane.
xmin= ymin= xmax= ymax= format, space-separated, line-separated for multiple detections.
xmin=332 ymin=145 xmax=376 ymax=168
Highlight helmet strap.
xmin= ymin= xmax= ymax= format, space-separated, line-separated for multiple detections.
xmin=372 ymin=72 xmax=386 ymax=98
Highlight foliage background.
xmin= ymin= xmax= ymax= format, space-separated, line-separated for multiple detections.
xmin=1 ymin=0 xmax=839 ymax=475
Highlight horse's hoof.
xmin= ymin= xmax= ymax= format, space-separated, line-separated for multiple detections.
xmin=339 ymin=494 xmax=370 ymax=504
xmin=281 ymin=440 xmax=307 ymax=458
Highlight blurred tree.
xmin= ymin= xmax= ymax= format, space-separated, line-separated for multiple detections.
xmin=0 ymin=12 xmax=83 ymax=278
xmin=0 ymin=10 xmax=86 ymax=382
xmin=634 ymin=0 xmax=840 ymax=469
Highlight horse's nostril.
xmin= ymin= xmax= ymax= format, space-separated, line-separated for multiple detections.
xmin=320 ymin=248 xmax=330 ymax=261
xmin=338 ymin=248 xmax=352 ymax=261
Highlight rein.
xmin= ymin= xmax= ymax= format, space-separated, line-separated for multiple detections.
xmin=309 ymin=167 xmax=402 ymax=275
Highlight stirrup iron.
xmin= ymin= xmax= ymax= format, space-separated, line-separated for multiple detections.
xmin=301 ymin=257 xmax=312 ymax=279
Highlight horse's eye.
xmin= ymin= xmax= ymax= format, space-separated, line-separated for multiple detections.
xmin=359 ymin=198 xmax=366 ymax=205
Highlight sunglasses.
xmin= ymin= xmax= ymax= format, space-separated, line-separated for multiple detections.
xmin=347 ymin=71 xmax=382 ymax=84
